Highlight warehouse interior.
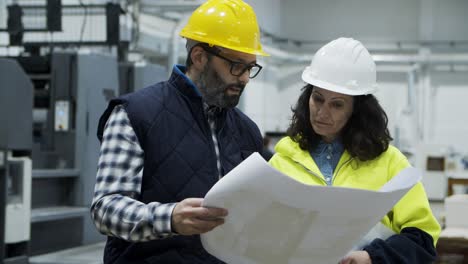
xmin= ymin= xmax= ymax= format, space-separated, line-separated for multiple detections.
xmin=1 ymin=0 xmax=468 ymax=263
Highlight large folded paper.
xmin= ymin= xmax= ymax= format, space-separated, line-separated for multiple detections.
xmin=201 ymin=152 xmax=421 ymax=264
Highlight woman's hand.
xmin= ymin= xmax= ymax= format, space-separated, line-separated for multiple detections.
xmin=339 ymin=250 xmax=371 ymax=264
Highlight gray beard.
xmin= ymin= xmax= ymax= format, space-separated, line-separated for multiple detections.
xmin=195 ymin=64 xmax=244 ymax=108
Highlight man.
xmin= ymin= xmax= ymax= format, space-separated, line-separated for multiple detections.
xmin=90 ymin=0 xmax=269 ymax=263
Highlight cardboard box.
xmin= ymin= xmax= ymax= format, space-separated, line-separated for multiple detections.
xmin=445 ymin=194 xmax=468 ymax=228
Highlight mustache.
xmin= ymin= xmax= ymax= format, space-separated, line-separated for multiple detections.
xmin=225 ymin=83 xmax=246 ymax=91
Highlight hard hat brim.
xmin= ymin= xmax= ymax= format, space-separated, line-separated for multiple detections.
xmin=180 ymin=33 xmax=270 ymax=56
xmin=302 ymin=70 xmax=377 ymax=96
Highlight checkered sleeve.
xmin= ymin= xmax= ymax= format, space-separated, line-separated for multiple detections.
xmin=90 ymin=105 xmax=177 ymax=242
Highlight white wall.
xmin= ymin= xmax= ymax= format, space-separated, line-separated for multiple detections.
xmin=431 ymin=0 xmax=468 ymax=41
xmin=242 ymin=75 xmax=303 ymax=134
xmin=248 ymin=0 xmax=281 ymax=36
xmin=279 ymin=0 xmax=420 ymax=42
xmin=0 ymin=0 xmax=5 ymax=28
xmin=431 ymin=71 xmax=468 ymax=151
xmin=23 ymin=15 xmax=107 ymax=43
xmin=374 ymin=72 xmax=409 ymax=143
xmin=0 ymin=0 xmax=131 ymax=46
xmin=0 ymin=0 xmax=6 ymax=46
xmin=275 ymin=0 xmax=468 ymax=43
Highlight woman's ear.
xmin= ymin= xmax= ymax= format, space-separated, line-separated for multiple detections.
xmin=190 ymin=46 xmax=208 ymax=71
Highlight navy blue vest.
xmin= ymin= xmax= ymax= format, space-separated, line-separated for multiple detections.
xmin=97 ymin=66 xmax=263 ymax=264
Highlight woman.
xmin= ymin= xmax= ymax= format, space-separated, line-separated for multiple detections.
xmin=269 ymin=38 xmax=440 ymax=264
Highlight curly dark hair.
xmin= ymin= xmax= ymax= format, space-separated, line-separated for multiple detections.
xmin=287 ymin=84 xmax=393 ymax=161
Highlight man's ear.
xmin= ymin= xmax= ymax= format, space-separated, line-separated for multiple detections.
xmin=190 ymin=46 xmax=208 ymax=71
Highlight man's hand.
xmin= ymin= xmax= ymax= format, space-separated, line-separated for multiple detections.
xmin=339 ymin=250 xmax=372 ymax=264
xmin=171 ymin=198 xmax=228 ymax=235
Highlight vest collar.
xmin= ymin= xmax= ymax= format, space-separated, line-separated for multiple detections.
xmin=169 ymin=65 xmax=202 ymax=98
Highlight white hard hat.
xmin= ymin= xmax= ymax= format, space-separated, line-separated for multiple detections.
xmin=301 ymin=37 xmax=378 ymax=95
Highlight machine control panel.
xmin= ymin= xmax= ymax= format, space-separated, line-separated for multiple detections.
xmin=54 ymin=100 xmax=70 ymax=131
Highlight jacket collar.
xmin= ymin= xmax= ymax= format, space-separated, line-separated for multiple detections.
xmin=275 ymin=136 xmax=351 ymax=174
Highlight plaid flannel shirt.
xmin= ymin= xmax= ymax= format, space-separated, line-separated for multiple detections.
xmin=91 ymin=105 xmax=177 ymax=242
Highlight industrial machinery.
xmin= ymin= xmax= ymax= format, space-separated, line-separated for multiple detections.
xmin=0 ymin=1 xmax=167 ymax=257
xmin=0 ymin=1 xmax=126 ymax=55
xmin=119 ymin=61 xmax=166 ymax=95
xmin=6 ymin=52 xmax=120 ymax=255
xmin=0 ymin=58 xmax=34 ymax=264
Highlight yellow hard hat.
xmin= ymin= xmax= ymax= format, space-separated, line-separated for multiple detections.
xmin=180 ymin=0 xmax=269 ymax=56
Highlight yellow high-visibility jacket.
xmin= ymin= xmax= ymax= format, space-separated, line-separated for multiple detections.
xmin=269 ymin=137 xmax=440 ymax=246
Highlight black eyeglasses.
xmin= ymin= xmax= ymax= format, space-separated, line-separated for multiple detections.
xmin=201 ymin=45 xmax=263 ymax=79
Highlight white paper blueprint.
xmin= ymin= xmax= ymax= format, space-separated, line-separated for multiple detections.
xmin=201 ymin=152 xmax=422 ymax=264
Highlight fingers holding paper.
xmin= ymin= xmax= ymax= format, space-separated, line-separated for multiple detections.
xmin=171 ymin=198 xmax=228 ymax=235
